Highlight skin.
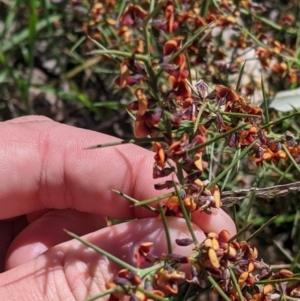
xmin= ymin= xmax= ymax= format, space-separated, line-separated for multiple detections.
xmin=0 ymin=116 xmax=236 ymax=301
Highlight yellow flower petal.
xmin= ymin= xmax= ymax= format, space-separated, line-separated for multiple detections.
xmin=208 ymin=248 xmax=220 ymax=269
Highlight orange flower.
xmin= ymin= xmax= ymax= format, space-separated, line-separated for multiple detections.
xmin=167 ymin=132 xmax=189 ymax=157
xmin=215 ymin=85 xmax=240 ymax=104
xmin=134 ymin=242 xmax=154 ymax=267
xmin=251 ymin=284 xmax=274 ymax=301
xmin=262 ymin=147 xmax=287 ymax=164
xmin=134 ymin=107 xmax=162 ymax=138
xmin=173 ymin=80 xmax=191 ymax=103
xmin=279 ymin=13 xmax=295 ymax=26
xmin=256 ymin=48 xmax=272 ymax=69
xmin=155 ymin=267 xmax=185 ymax=294
xmin=151 ymin=3 xmax=179 ymax=33
xmin=269 ymin=269 xmax=294 ymax=280
xmin=183 ymin=196 xmax=197 ymax=211
xmin=153 ymin=142 xmax=166 ymax=168
xmin=106 ymin=282 xmax=126 ymax=300
xmin=114 ymin=62 xmax=144 ymax=87
xmin=286 ymin=144 xmax=300 ymax=163
xmin=164 ymin=2 xmax=178 ymax=33
xmin=165 ymin=195 xmax=182 ymax=217
xmin=210 ymin=185 xmax=221 ymax=208
xmin=272 ymin=62 xmax=288 ymax=76
xmin=239 ymin=126 xmax=258 ymax=146
xmin=201 ymin=231 xmax=229 ymax=269
xmin=134 ymin=89 xmax=148 ymax=116
xmin=91 ymin=3 xmax=104 ymax=22
xmin=134 ymin=116 xmax=152 ymax=138
xmin=162 ymin=39 xmax=188 ymax=87
xmin=248 ymin=140 xmax=288 ymax=165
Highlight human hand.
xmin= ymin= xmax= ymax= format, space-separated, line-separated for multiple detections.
xmin=0 ymin=116 xmax=236 ymax=300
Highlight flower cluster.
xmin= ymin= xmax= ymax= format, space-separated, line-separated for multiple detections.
xmin=72 ymin=0 xmax=299 ymax=95
xmin=189 ymin=231 xmax=300 ymax=301
xmin=106 ymin=231 xmax=299 ymax=301
xmin=106 ymin=268 xmax=166 ymax=301
xmin=106 ymin=241 xmax=190 ymax=301
xmin=127 ymin=78 xmax=300 ymax=218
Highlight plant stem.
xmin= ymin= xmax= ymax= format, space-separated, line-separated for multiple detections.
xmin=207 ymin=140 xmax=257 ymax=189
xmin=66 ymin=230 xmax=139 ymax=274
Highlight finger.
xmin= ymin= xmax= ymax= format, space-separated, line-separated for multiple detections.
xmin=5 ymin=115 xmax=52 ymax=123
xmin=5 ymin=209 xmax=107 ymax=270
xmin=0 ymin=217 xmax=205 ymax=301
xmin=0 ymin=116 xmax=236 ymax=238
xmin=191 ymin=209 xmax=236 ymax=237
xmin=0 ymin=117 xmax=163 ymax=219
xmin=0 ymin=216 xmax=28 ymax=272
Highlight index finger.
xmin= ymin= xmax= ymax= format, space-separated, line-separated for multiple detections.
xmin=0 ymin=117 xmax=158 ymax=219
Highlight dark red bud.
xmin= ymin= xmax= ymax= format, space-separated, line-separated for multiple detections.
xmin=175 ymin=238 xmax=194 ymax=246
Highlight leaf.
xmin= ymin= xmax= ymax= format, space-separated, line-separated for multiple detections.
xmin=0 ymin=15 xmax=61 ymax=53
xmin=270 ymin=88 xmax=300 ymax=112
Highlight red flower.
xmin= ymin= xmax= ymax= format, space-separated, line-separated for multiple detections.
xmin=239 ymin=126 xmax=258 ymax=146
xmin=162 ymin=39 xmax=188 ymax=87
xmin=153 ymin=142 xmax=166 ymax=168
xmin=134 ymin=242 xmax=153 ymax=267
xmin=215 ymin=85 xmax=240 ymax=104
xmin=119 ymin=4 xmax=148 ymax=27
xmin=114 ymin=61 xmax=144 ymax=87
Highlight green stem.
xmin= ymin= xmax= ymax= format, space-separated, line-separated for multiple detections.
xmin=84 ymin=288 xmax=115 ymax=301
xmin=246 ymin=215 xmax=278 ymax=242
xmin=281 ymin=144 xmax=300 ymax=174
xmin=276 ymin=163 xmax=293 ymax=185
xmin=228 ymin=222 xmax=255 ymax=243
xmin=142 ymin=0 xmax=165 ymax=58
xmin=134 ymin=192 xmax=174 ymax=207
xmin=218 ymin=111 xmax=262 ymax=119
xmin=173 ymin=181 xmax=199 ymax=246
xmin=1 ymin=15 xmax=61 ymax=53
xmin=207 ymin=140 xmax=257 ymax=189
xmin=235 ymin=60 xmax=246 ymax=91
xmin=207 ymin=276 xmax=231 ymax=301
xmin=139 ymin=262 xmax=165 ymax=278
xmin=261 ymin=75 xmax=270 ymax=128
xmin=85 ymin=136 xmax=165 ymax=149
xmin=188 ymin=123 xmax=249 ymax=154
xmin=141 ymin=1 xmax=166 ymax=98
xmin=242 ymin=192 xmax=256 ymax=235
xmin=238 ymin=25 xmax=299 ymax=64
xmin=274 ymin=240 xmax=300 ymax=269
xmin=200 ymin=0 xmax=211 ymax=18
xmin=158 ymin=204 xmax=172 ymax=255
xmin=228 ymin=268 xmax=244 ymax=301
xmin=86 ymin=48 xmax=147 ymax=62
xmin=112 ymin=189 xmax=159 ymax=214
xmin=261 ymin=111 xmax=300 ymax=130
xmin=156 ymin=23 xmax=212 ymax=78
xmin=193 ymin=100 xmax=207 ymax=134
xmin=176 ymin=162 xmax=185 ymax=185
xmin=66 ymin=230 xmax=139 ymax=274
xmin=255 ymin=278 xmax=300 ymax=284
xmin=240 ymin=8 xmax=297 ymax=36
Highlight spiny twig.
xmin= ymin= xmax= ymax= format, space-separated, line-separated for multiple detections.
xmin=221 ymin=181 xmax=300 ymax=207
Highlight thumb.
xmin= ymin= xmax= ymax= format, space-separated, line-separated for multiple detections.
xmin=5 ymin=209 xmax=107 ymax=270
xmin=0 ymin=217 xmax=205 ymax=301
